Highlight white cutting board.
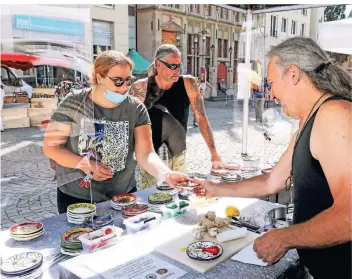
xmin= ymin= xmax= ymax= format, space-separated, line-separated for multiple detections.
xmin=155 ymin=228 xmax=259 ymax=273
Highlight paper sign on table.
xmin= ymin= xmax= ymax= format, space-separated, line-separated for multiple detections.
xmin=231 ymin=243 xmax=267 ymax=266
xmin=90 ymin=254 xmax=187 ymax=279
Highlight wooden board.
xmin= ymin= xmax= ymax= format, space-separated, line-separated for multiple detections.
xmin=29 ymin=114 xmax=53 ymax=127
xmin=33 ymin=88 xmax=55 ymax=95
xmin=3 ymin=117 xmax=30 ymax=129
xmin=155 ymin=228 xmax=259 ymax=273
xmin=28 ymin=108 xmax=55 ymax=117
xmin=31 ymin=98 xmax=57 ymax=109
xmin=1 ymin=108 xmax=28 ymax=121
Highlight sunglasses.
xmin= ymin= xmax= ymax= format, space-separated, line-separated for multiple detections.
xmin=158 ymin=59 xmax=182 ymax=70
xmin=108 ymin=76 xmax=135 ymax=87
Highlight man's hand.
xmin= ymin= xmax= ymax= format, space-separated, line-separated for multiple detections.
xmin=78 ymin=159 xmax=113 ymax=181
xmin=192 ymin=178 xmax=218 ymax=198
xmin=253 ymin=229 xmax=289 ymax=265
xmin=164 ymin=171 xmax=193 ymax=188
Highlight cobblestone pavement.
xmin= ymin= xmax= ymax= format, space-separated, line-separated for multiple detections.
xmin=1 ymin=101 xmax=293 ymax=229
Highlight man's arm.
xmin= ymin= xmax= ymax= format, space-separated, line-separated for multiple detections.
xmin=278 ymin=100 xmax=352 ymax=249
xmin=183 ymin=75 xmax=221 ymax=163
xmin=201 ymin=130 xmax=296 ymax=198
xmin=129 ymin=78 xmax=148 ymax=103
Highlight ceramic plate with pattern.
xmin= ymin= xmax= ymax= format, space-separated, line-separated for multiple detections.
xmin=9 ymin=222 xmax=44 ymax=236
xmin=122 ymin=204 xmax=149 ymax=214
xmin=148 ymin=193 xmax=173 ymax=205
xmin=210 ymin=169 xmax=229 ymax=177
xmin=11 ymin=230 xmax=45 ymax=242
xmin=0 ymin=252 xmax=43 ymax=274
xmin=83 ymin=214 xmax=114 ymax=229
xmin=112 ymin=194 xmax=137 ymax=204
xmin=186 ymin=241 xmax=223 ymax=262
xmin=67 ymin=203 xmax=96 ymax=214
xmin=61 ymin=228 xmax=92 ymax=243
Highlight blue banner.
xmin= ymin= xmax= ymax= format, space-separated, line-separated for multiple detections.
xmin=14 ymin=15 xmax=84 ymax=36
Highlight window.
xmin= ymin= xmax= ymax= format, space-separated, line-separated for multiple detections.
xmin=129 ymin=15 xmax=136 ymax=49
xmin=218 ymin=39 xmax=222 ymax=57
xmin=291 ymin=21 xmax=297 ymax=35
xmin=221 ymin=8 xmax=228 ymax=20
xmin=187 ymin=34 xmax=193 ymax=55
xmin=302 ymin=9 xmax=307 ymax=16
xmin=93 ymin=45 xmax=112 ymax=60
xmin=223 ymin=39 xmax=228 ymax=58
xmin=128 ymin=5 xmax=135 ymax=16
xmin=300 ymin=23 xmax=305 ymax=36
xmin=190 ymin=4 xmax=200 ymax=14
xmin=205 ymin=4 xmax=212 ymax=16
xmin=162 ymin=4 xmax=179 ymax=8
xmin=206 ymin=37 xmax=211 ymax=56
xmin=270 ymin=15 xmax=277 ymax=37
xmin=281 ymin=18 xmax=287 ymax=32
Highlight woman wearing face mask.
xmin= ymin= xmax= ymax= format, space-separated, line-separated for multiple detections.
xmin=43 ymin=51 xmax=191 ymax=214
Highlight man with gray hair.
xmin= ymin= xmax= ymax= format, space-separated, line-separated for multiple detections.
xmin=196 ymin=37 xmax=352 ymax=278
xmin=130 ymin=44 xmax=223 ymax=189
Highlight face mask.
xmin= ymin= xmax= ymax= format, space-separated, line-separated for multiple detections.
xmin=104 ymin=90 xmax=129 ymax=104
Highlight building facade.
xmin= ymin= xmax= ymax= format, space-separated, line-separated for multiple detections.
xmin=1 ymin=4 xmax=135 ymax=87
xmin=137 ymin=4 xmax=246 ymax=97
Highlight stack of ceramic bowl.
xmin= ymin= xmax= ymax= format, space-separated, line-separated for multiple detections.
xmin=121 ymin=204 xmax=149 ymax=219
xmin=221 ymin=173 xmax=242 ymax=182
xmin=60 ymin=228 xmax=92 ymax=256
xmin=110 ymin=193 xmax=137 ymax=211
xmin=156 ymin=182 xmax=178 ymax=195
xmin=83 ymin=214 xmax=114 ymax=230
xmin=9 ymin=222 xmax=44 ymax=241
xmin=148 ymin=193 xmax=173 ymax=213
xmin=0 ymin=252 xmax=43 ymax=279
xmin=67 ymin=203 xmax=96 ymax=224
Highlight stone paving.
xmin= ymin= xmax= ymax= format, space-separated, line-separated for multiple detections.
xmin=0 ymin=101 xmax=293 ymax=229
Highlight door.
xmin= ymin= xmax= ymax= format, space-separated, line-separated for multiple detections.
xmin=162 ymin=30 xmax=177 ymax=45
xmin=217 ymin=62 xmax=227 ymax=85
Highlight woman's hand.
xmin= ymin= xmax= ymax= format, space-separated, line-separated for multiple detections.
xmin=79 ymin=159 xmax=113 ymax=181
xmin=164 ymin=171 xmax=193 ymax=188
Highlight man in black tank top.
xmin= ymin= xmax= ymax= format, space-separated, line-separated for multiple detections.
xmin=130 ymin=44 xmax=223 ymax=188
xmin=195 ymin=38 xmax=352 ymax=278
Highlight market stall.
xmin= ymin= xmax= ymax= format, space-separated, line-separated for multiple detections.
xmin=0 ymin=186 xmax=302 ymax=279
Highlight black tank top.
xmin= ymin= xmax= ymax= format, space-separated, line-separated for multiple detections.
xmin=145 ymin=75 xmax=190 ymax=131
xmin=292 ymin=96 xmax=351 ymax=279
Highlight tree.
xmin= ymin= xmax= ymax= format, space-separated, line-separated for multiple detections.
xmin=324 ymin=5 xmax=349 ymax=65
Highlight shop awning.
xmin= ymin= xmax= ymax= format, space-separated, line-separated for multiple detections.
xmin=127 ymin=49 xmax=151 ymax=75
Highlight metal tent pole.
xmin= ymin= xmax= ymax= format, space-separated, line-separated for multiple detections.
xmin=241 ymin=9 xmax=253 ymax=156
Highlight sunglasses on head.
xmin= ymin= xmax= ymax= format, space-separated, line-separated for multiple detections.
xmin=108 ymin=76 xmax=135 ymax=87
xmin=158 ymin=59 xmax=182 ymax=70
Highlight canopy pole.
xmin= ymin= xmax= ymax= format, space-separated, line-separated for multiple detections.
xmin=241 ymin=9 xmax=252 ymax=157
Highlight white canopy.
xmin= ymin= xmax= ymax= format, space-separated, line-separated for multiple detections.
xmin=318 ymin=18 xmax=352 ymax=55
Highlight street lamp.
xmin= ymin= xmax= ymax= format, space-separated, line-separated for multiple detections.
xmin=229 ymin=46 xmax=233 ymax=67
xmin=211 ymin=44 xmax=215 ymax=66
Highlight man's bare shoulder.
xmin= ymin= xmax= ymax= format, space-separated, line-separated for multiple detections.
xmin=130 ymin=78 xmax=148 ymax=101
xmin=312 ymin=97 xmax=351 ymax=157
xmin=182 ymin=75 xmax=196 ymax=84
xmin=131 ymin=78 xmax=148 ymax=89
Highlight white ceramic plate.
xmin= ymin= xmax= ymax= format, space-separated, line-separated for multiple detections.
xmin=11 ymin=230 xmax=45 ymax=241
xmin=1 ymin=252 xmax=43 ymax=274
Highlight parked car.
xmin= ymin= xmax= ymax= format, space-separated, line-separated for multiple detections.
xmin=1 ymin=65 xmax=33 ymax=98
